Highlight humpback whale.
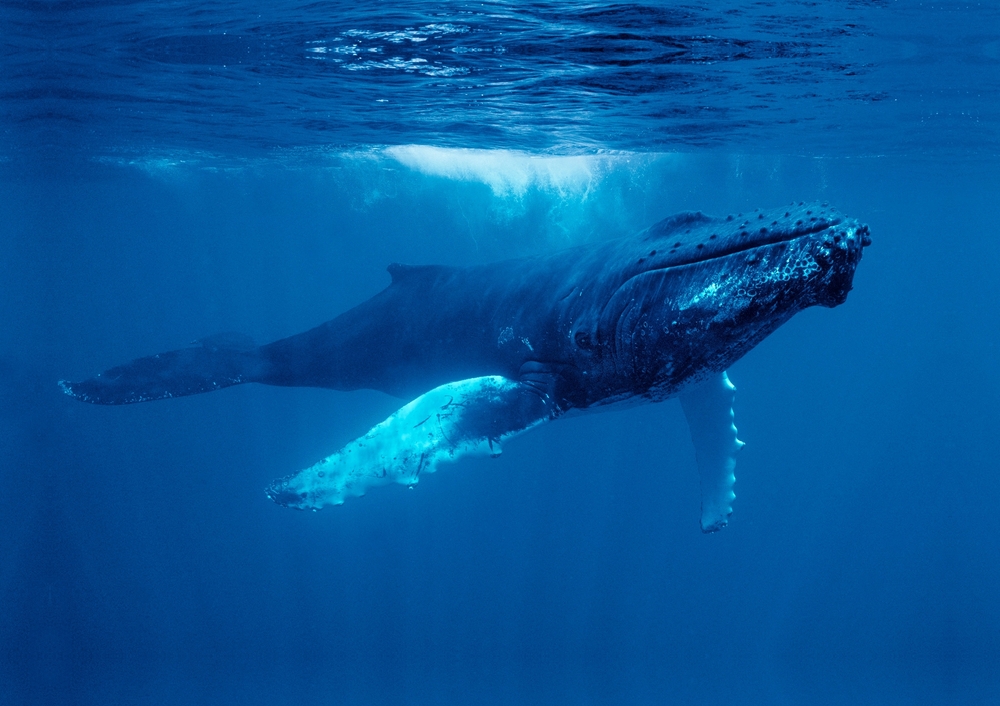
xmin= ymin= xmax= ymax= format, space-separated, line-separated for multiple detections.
xmin=61 ymin=202 xmax=869 ymax=532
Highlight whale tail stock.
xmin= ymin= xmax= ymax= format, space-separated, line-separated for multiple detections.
xmin=59 ymin=343 xmax=268 ymax=405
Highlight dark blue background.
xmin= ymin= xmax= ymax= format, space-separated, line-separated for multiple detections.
xmin=3 ymin=0 xmax=1000 ymax=702
xmin=1 ymin=152 xmax=998 ymax=704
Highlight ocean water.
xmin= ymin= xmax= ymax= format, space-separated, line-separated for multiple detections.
xmin=2 ymin=2 xmax=999 ymax=705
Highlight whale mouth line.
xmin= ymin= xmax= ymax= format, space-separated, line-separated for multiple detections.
xmin=643 ymin=219 xmax=847 ymax=277
xmin=598 ymin=219 xmax=858 ymax=333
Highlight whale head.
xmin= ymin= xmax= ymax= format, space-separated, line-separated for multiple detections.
xmin=588 ymin=202 xmax=870 ymax=399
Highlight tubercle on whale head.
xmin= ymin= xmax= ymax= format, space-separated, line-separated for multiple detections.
xmin=631 ymin=202 xmax=867 ymax=278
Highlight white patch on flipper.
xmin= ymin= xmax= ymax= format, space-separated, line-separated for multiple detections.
xmin=268 ymin=376 xmax=554 ymax=510
xmin=679 ymin=371 xmax=744 ymax=533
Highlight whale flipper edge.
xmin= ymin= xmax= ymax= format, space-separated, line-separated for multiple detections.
xmin=679 ymin=371 xmax=744 ymax=533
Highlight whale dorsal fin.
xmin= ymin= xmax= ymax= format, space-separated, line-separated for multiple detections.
xmin=387 ymin=263 xmax=448 ymax=284
xmin=643 ymin=211 xmax=713 ymax=241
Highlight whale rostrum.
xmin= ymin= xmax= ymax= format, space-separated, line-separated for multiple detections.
xmin=61 ymin=202 xmax=870 ymax=532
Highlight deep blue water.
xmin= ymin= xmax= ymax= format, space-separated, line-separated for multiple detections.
xmin=2 ymin=2 xmax=999 ymax=705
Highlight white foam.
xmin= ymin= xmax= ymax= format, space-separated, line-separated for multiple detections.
xmin=384 ymin=145 xmax=618 ymax=198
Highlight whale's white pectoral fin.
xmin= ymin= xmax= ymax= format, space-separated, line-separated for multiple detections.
xmin=266 ymin=376 xmax=558 ymax=510
xmin=679 ymin=371 xmax=744 ymax=533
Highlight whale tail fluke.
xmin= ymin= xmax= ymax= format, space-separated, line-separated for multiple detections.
xmin=59 ymin=344 xmax=267 ymax=405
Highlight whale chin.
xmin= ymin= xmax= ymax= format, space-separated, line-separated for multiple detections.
xmin=811 ymin=222 xmax=871 ymax=308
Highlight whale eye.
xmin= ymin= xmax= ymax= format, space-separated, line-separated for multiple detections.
xmin=649 ymin=250 xmax=657 ymax=256
xmin=574 ymin=331 xmax=592 ymax=349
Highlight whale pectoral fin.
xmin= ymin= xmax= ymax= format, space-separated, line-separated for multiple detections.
xmin=679 ymin=371 xmax=744 ymax=533
xmin=266 ymin=376 xmax=559 ymax=510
